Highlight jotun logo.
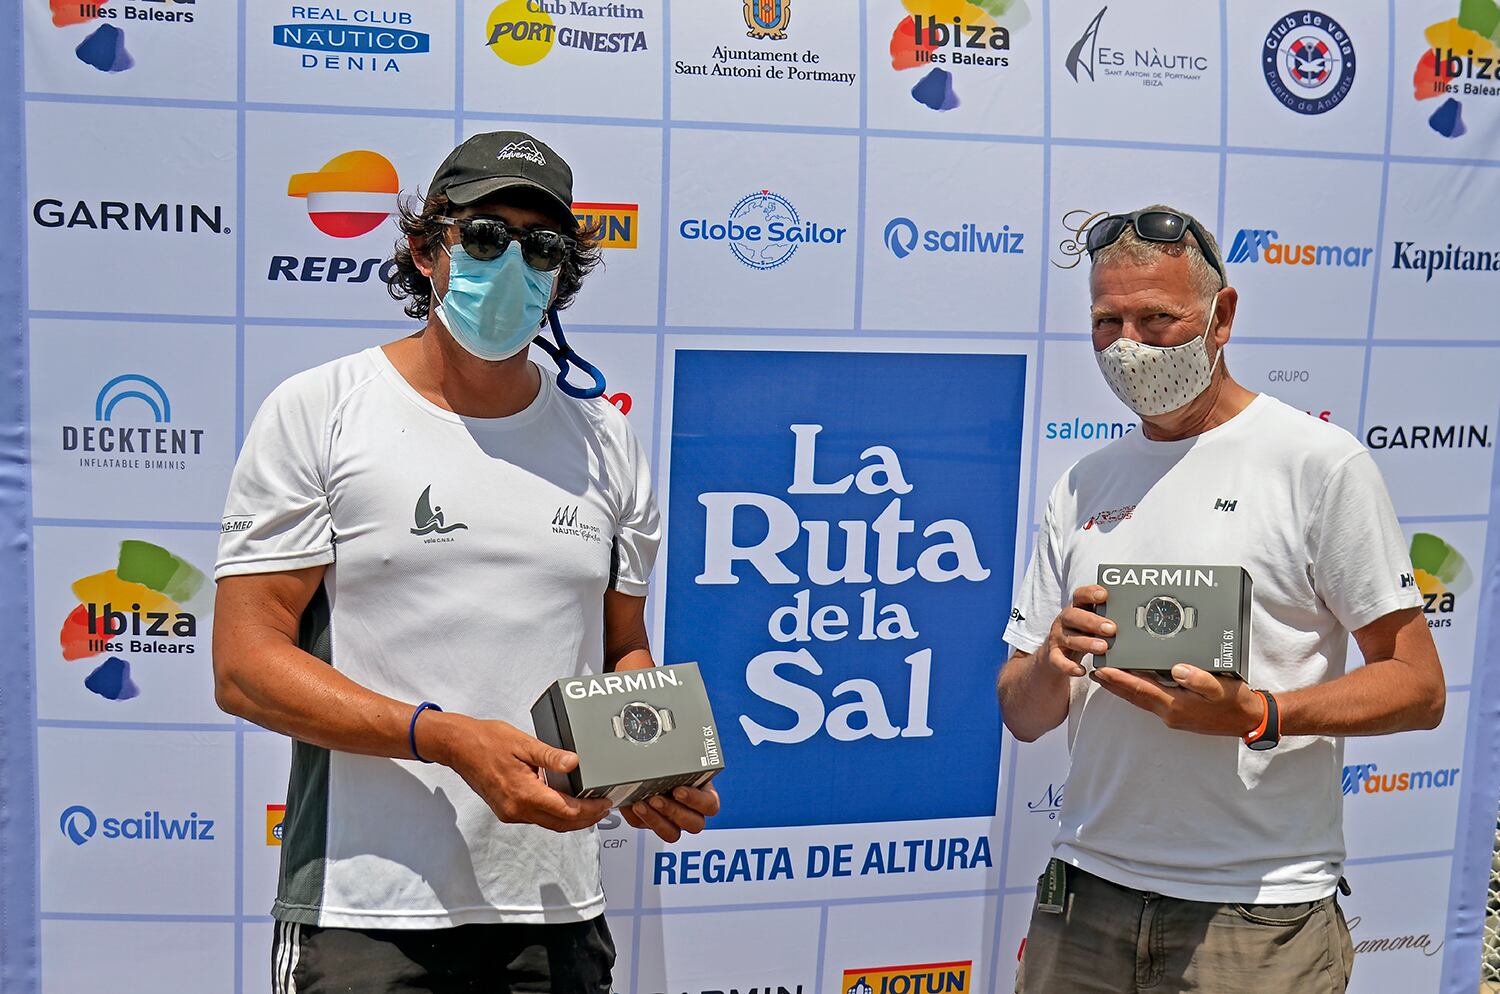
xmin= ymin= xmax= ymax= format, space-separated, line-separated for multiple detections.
xmin=59 ymin=803 xmax=216 ymax=845
xmin=843 ymin=961 xmax=971 ymax=994
xmin=573 ymin=201 xmax=639 ymax=249
xmin=680 ymin=190 xmax=848 ymax=270
xmin=266 ymin=803 xmax=286 ymax=845
xmin=882 ymin=217 xmax=1024 ymax=260
xmin=270 ymin=150 xmax=401 ymax=285
xmin=1225 ymin=229 xmax=1372 ymax=268
xmin=1342 ymin=762 xmax=1460 ymax=795
xmin=485 ymin=0 xmax=648 ymax=66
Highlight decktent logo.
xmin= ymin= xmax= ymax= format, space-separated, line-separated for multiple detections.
xmin=96 ymin=373 xmax=169 ymax=422
xmin=287 ymin=150 xmax=400 ymax=238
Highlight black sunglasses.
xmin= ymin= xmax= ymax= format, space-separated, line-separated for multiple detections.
xmin=1085 ymin=210 xmax=1226 ymax=287
xmin=436 ymin=216 xmax=573 ymax=271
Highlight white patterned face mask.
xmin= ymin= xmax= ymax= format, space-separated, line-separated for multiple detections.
xmin=1094 ymin=310 xmax=1221 ymax=417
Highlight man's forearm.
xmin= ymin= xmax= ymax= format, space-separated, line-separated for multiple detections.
xmin=997 ymin=649 xmax=1071 ymax=742
xmin=1278 ymin=658 xmax=1445 ymax=737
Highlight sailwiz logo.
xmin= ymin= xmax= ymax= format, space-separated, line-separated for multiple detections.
xmin=1225 ymin=228 xmax=1372 ymax=268
xmin=843 ymin=961 xmax=971 ymax=994
xmin=1341 ymin=762 xmax=1460 ymax=795
xmin=59 ymin=804 xmax=215 ymax=844
xmin=882 ymin=216 xmax=1024 ymax=260
xmin=411 ymin=485 xmax=468 ymax=539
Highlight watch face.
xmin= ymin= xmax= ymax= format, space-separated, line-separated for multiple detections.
xmin=1144 ymin=597 xmax=1184 ymax=637
xmin=620 ymin=703 xmax=660 ymax=743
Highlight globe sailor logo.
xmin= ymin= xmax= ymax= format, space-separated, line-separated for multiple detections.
xmin=1262 ymin=10 xmax=1356 ymax=115
xmin=678 ymin=190 xmax=848 ymax=271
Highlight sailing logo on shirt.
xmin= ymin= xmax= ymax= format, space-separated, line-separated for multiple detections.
xmin=410 ymin=484 xmax=468 ymax=540
xmin=552 ymin=505 xmax=603 ymax=543
xmin=1083 ymin=503 xmax=1136 ymax=530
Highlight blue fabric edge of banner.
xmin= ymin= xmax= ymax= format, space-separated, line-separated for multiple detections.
xmin=0 ymin=2 xmax=36 ymax=993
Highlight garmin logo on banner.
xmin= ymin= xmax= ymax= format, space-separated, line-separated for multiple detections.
xmin=563 ymin=669 xmax=683 ymax=699
xmin=59 ymin=804 xmax=215 ymax=845
xmin=1099 ymin=566 xmax=1216 ymax=587
xmin=1364 ymin=424 xmax=1492 ymax=449
xmin=32 ymin=199 xmax=228 ymax=234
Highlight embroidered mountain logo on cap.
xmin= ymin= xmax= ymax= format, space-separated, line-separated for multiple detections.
xmin=496 ymin=140 xmax=545 ymax=166
xmin=411 ymin=485 xmax=468 ymax=537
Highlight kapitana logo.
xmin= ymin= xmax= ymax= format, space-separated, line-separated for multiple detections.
xmin=266 ymin=803 xmax=286 ymax=845
xmin=58 ymin=803 xmax=216 ymax=845
xmin=1389 ymin=240 xmax=1500 ymax=281
xmin=1262 ymin=10 xmax=1356 ymax=115
xmin=272 ymin=5 xmax=431 ymax=75
xmin=1409 ymin=4 xmax=1500 ymax=140
xmin=1065 ymin=6 xmax=1210 ymax=87
xmin=411 ymin=484 xmax=468 ymax=540
xmin=573 ymin=201 xmax=639 ymax=249
xmin=888 ymin=0 xmax=1029 ymax=111
xmin=1364 ymin=423 xmax=1492 ymax=450
xmin=679 ymin=190 xmax=848 ymax=271
xmin=1342 ymin=761 xmax=1460 ymax=795
xmin=1044 ymin=415 xmax=1133 ymax=441
xmin=31 ymin=197 xmax=228 ymax=235
xmin=485 ymin=0 xmax=647 ymax=66
xmin=882 ymin=216 xmax=1024 ymax=260
xmin=270 ymin=150 xmax=401 ymax=285
xmin=1409 ymin=532 xmax=1473 ymax=630
xmin=58 ymin=540 xmax=208 ymax=701
xmin=1225 ymin=228 xmax=1373 ymax=268
xmin=843 ymin=961 xmax=971 ymax=994
xmin=552 ymin=505 xmax=603 ymax=543
xmin=61 ymin=374 xmax=207 ymax=473
xmin=47 ymin=0 xmax=197 ymax=74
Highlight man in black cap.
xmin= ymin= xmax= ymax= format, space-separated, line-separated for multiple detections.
xmin=212 ymin=131 xmax=719 ymax=992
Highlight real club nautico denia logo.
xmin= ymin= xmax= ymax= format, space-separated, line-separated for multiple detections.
xmin=411 ymin=485 xmax=467 ymax=539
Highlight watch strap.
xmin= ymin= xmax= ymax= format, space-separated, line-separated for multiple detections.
xmin=611 ymin=714 xmax=624 ymax=739
xmin=1136 ymin=605 xmax=1147 ymax=628
xmin=660 ymin=708 xmax=674 ymax=733
xmin=1183 ymin=606 xmax=1197 ymax=628
xmin=1245 ymin=690 xmax=1280 ymax=751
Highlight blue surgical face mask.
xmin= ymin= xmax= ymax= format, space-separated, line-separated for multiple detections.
xmin=434 ymin=240 xmax=558 ymax=362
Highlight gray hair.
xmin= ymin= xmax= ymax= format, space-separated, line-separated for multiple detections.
xmin=1089 ymin=204 xmax=1225 ymax=308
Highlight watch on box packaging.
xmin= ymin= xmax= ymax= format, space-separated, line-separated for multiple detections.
xmin=1092 ymin=564 xmax=1253 ymax=684
xmin=530 ymin=661 xmax=726 ymax=807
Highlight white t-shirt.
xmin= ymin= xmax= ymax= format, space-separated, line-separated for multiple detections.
xmin=1003 ymin=394 xmax=1421 ymax=903
xmin=217 ymin=347 xmax=661 ymax=928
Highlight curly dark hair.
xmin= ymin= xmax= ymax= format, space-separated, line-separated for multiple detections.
xmin=386 ymin=188 xmax=604 ymax=321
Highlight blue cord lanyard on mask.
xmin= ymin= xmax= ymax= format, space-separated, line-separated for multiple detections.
xmin=532 ymin=309 xmax=607 ymax=400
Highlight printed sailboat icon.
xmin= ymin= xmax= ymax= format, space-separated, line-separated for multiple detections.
xmin=410 ymin=485 xmax=468 ymax=536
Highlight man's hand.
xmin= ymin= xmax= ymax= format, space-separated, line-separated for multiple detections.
xmin=1090 ymin=664 xmax=1263 ymax=737
xmin=1043 ymin=585 xmax=1118 ymax=678
xmin=427 ymin=713 xmax=611 ymax=833
xmin=621 ymin=784 xmax=721 ymax=843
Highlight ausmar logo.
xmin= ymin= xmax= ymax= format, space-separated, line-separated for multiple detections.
xmin=271 ymin=150 xmax=401 ymax=285
xmin=882 ymin=216 xmax=1023 ymax=260
xmin=485 ymin=0 xmax=648 ymax=67
xmin=551 ymin=505 xmax=603 ymax=543
xmin=411 ymin=485 xmax=467 ymax=539
xmin=61 ymin=374 xmax=206 ymax=472
xmin=1099 ymin=566 xmax=1217 ymax=586
xmin=573 ymin=201 xmax=639 ymax=249
xmin=272 ymin=5 xmax=430 ymax=74
xmin=679 ymin=190 xmax=847 ymax=271
xmin=1342 ymin=762 xmax=1460 ymax=795
xmin=1390 ymin=240 xmax=1500 ymax=281
xmin=1364 ymin=424 xmax=1492 ymax=449
xmin=843 ymin=961 xmax=971 ymax=994
xmin=58 ymin=804 xmax=216 ymax=844
xmin=32 ymin=198 xmax=227 ymax=234
xmin=1262 ymin=10 xmax=1356 ymax=115
xmin=744 ymin=0 xmax=790 ymax=40
xmin=1409 ymin=532 xmax=1472 ymax=630
xmin=1225 ymin=229 xmax=1373 ymax=268
xmin=1066 ymin=6 xmax=1209 ymax=87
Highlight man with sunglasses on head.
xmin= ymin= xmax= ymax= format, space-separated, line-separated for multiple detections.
xmin=212 ymin=131 xmax=719 ymax=993
xmin=999 ymin=205 xmax=1443 ymax=993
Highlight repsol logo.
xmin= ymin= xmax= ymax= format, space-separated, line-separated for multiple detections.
xmin=267 ymin=256 xmax=399 ymax=283
xmin=1098 ymin=566 xmax=1215 ymax=587
xmin=1364 ymin=424 xmax=1492 ymax=449
xmin=33 ymin=199 xmax=228 ymax=234
xmin=562 ymin=669 xmax=682 ymax=699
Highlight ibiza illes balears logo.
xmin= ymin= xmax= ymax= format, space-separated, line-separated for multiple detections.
xmin=888 ymin=0 xmax=1026 ymax=112
xmin=1262 ymin=10 xmax=1356 ymax=115
xmin=411 ymin=485 xmax=468 ymax=541
xmin=1408 ymin=2 xmax=1500 ymax=140
xmin=1409 ymin=532 xmax=1472 ymax=630
xmin=47 ymin=0 xmax=197 ymax=74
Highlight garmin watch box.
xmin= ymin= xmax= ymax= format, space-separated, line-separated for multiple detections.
xmin=1093 ymin=564 xmax=1253 ymax=682
xmin=530 ymin=661 xmax=726 ymax=807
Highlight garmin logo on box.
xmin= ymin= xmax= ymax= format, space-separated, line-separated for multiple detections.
xmin=563 ymin=668 xmax=683 ymax=700
xmin=1099 ymin=566 xmax=1217 ymax=587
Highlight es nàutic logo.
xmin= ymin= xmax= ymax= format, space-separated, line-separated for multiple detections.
xmin=1409 ymin=2 xmax=1500 ymax=140
xmin=889 ymin=0 xmax=1031 ymax=112
xmin=59 ymin=803 xmax=216 ymax=846
xmin=1342 ymin=760 xmax=1460 ymax=796
xmin=270 ymin=150 xmax=401 ymax=286
xmin=882 ymin=216 xmax=1024 ymax=260
xmin=272 ymin=4 xmax=431 ymax=75
xmin=1409 ymin=532 xmax=1472 ymax=630
xmin=58 ymin=540 xmax=208 ymax=702
xmin=411 ymin=484 xmax=468 ymax=541
xmin=672 ymin=0 xmax=856 ymax=88
xmin=573 ymin=201 xmax=639 ymax=249
xmin=1388 ymin=239 xmax=1500 ymax=282
xmin=485 ymin=0 xmax=647 ymax=66
xmin=1262 ymin=10 xmax=1356 ymax=115
xmin=47 ymin=0 xmax=197 ymax=74
xmin=61 ymin=374 xmax=207 ymax=473
xmin=1065 ymin=6 xmax=1210 ymax=88
xmin=679 ymin=190 xmax=847 ymax=271
xmin=843 ymin=962 xmax=972 ymax=994
xmin=1224 ymin=228 xmax=1373 ymax=269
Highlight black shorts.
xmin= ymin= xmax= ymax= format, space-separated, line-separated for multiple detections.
xmin=270 ymin=916 xmax=615 ymax=994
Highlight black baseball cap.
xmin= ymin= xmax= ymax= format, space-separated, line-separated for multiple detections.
xmin=427 ymin=130 xmax=576 ymax=228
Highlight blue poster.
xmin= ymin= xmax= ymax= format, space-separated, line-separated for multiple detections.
xmin=666 ymin=350 xmax=1027 ymax=829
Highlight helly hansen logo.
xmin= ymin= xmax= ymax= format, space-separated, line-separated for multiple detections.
xmin=1400 ymin=572 xmax=1416 ymax=589
xmin=551 ymin=506 xmax=602 ymax=543
xmin=1213 ymin=498 xmax=1238 ymax=512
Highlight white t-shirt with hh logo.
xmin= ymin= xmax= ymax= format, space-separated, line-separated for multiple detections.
xmin=217 ymin=346 xmax=660 ymax=928
xmin=1004 ymin=393 xmax=1421 ymax=904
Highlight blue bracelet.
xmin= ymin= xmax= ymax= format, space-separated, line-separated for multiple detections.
xmin=408 ymin=701 xmax=443 ymax=763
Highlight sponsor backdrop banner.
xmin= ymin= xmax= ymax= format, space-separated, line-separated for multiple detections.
xmin=1 ymin=1 xmax=1498 ymax=992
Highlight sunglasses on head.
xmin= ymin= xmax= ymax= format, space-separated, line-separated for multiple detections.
xmin=1085 ymin=210 xmax=1225 ymax=287
xmin=435 ymin=216 xmax=573 ymax=271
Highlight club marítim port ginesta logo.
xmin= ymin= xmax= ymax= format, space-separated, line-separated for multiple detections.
xmin=1262 ymin=10 xmax=1356 ymax=115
